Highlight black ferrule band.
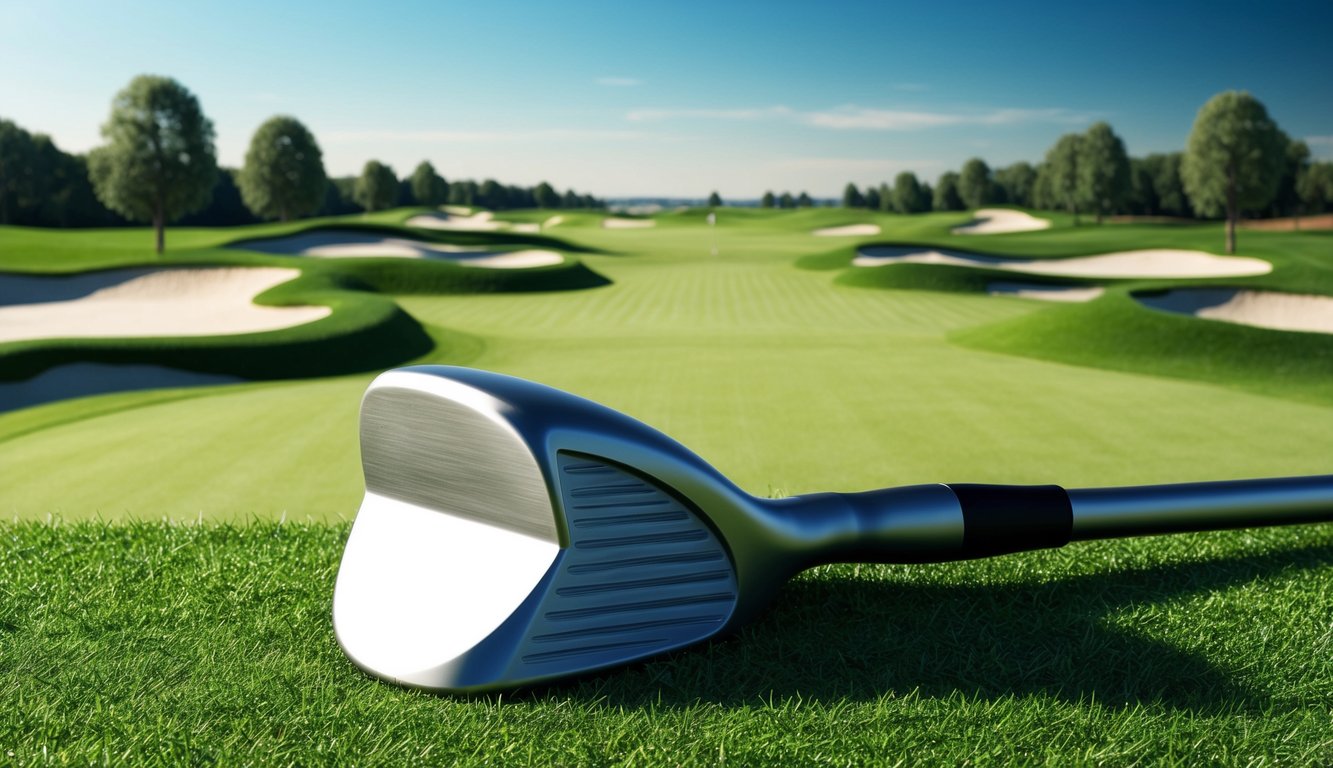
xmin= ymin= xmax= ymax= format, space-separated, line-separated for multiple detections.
xmin=947 ymin=483 xmax=1072 ymax=558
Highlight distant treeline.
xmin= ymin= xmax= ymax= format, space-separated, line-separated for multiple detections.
xmin=821 ymin=100 xmax=1332 ymax=228
xmin=0 ymin=116 xmax=603 ymax=229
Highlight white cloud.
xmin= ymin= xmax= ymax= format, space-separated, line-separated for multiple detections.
xmin=626 ymin=106 xmax=793 ymax=123
xmin=323 ymin=128 xmax=663 ymax=144
xmin=596 ymin=77 xmax=642 ymax=87
xmin=1307 ymin=135 xmax=1333 ymax=145
xmin=626 ymin=103 xmax=1095 ymax=131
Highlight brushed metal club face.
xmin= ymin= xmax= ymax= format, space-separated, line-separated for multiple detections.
xmin=333 ymin=367 xmax=753 ymax=693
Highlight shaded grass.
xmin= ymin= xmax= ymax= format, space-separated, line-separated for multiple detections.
xmin=1 ymin=521 xmax=1330 ymax=765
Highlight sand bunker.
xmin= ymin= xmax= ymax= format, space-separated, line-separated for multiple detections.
xmin=812 ymin=224 xmax=881 ymax=237
xmin=987 ymin=282 xmax=1105 ymax=303
xmin=1136 ymin=289 xmax=1333 ymax=334
xmin=233 ymin=230 xmax=562 ymax=268
xmin=510 ymin=223 xmax=541 ymax=234
xmin=406 ymin=210 xmax=506 ymax=231
xmin=0 ymin=267 xmax=329 ymax=344
xmin=0 ymin=363 xmax=239 ymax=413
xmin=543 ymin=215 xmax=564 ymax=229
xmin=952 ymin=209 xmax=1051 ymax=235
xmin=602 ymin=217 xmax=656 ymax=229
xmin=853 ymin=246 xmax=1271 ymax=279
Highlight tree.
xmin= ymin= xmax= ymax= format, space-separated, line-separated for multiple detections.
xmin=1043 ymin=133 xmax=1082 ymax=223
xmin=841 ymin=183 xmax=864 ymax=208
xmin=1182 ymin=91 xmax=1285 ymax=253
xmin=533 ymin=181 xmax=559 ymax=209
xmin=1126 ymin=157 xmax=1157 ymax=215
xmin=476 ymin=179 xmax=505 ymax=209
xmin=707 ymin=190 xmax=722 ymax=207
xmin=994 ymin=162 xmax=1037 ymax=208
xmin=236 ymin=116 xmax=325 ymax=222
xmin=958 ymin=158 xmax=994 ymax=209
xmin=1272 ymin=137 xmax=1310 ymax=220
xmin=181 ymin=168 xmax=261 ymax=226
xmin=779 ymin=191 xmax=795 ymax=208
xmin=933 ymin=172 xmax=963 ymax=211
xmin=864 ymin=185 xmax=881 ymax=211
xmin=1297 ymin=162 xmax=1333 ymax=219
xmin=449 ymin=179 xmax=477 ymax=206
xmin=411 ymin=161 xmax=450 ymax=207
xmin=1141 ymin=152 xmax=1190 ymax=217
xmin=1077 ymin=122 xmax=1130 ymax=223
xmin=796 ymin=191 xmax=813 ymax=208
xmin=760 ymin=190 xmax=775 ymax=208
xmin=353 ymin=160 xmax=397 ymax=212
xmin=87 ymin=75 xmax=217 ymax=253
xmin=891 ymin=171 xmax=929 ymax=213
xmin=0 ymin=119 xmax=40 ymax=224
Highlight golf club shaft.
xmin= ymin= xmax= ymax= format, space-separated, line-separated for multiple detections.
xmin=804 ymin=474 xmax=1333 ymax=565
xmin=1067 ymin=473 xmax=1333 ymax=540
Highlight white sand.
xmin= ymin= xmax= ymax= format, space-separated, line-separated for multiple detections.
xmin=406 ymin=210 xmax=506 ymax=231
xmin=543 ymin=215 xmax=564 ymax=229
xmin=0 ymin=363 xmax=239 ymax=413
xmin=853 ymin=246 xmax=1271 ymax=279
xmin=510 ymin=223 xmax=541 ymax=234
xmin=0 ymin=267 xmax=330 ymax=343
xmin=602 ymin=217 xmax=657 ymax=229
xmin=1136 ymin=289 xmax=1333 ymax=334
xmin=812 ymin=223 xmax=882 ymax=237
xmin=233 ymin=230 xmax=563 ymax=268
xmin=987 ymin=282 xmax=1105 ymax=303
xmin=952 ymin=209 xmax=1052 ymax=235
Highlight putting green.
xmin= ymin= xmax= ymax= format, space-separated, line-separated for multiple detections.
xmin=3 ymin=209 xmax=1333 ymax=521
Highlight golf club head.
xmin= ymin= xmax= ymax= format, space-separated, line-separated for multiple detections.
xmin=333 ymin=366 xmax=788 ymax=693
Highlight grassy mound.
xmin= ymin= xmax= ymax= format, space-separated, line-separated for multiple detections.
xmin=0 ymin=217 xmax=608 ymax=381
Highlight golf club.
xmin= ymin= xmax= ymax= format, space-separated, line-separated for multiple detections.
xmin=333 ymin=365 xmax=1333 ymax=694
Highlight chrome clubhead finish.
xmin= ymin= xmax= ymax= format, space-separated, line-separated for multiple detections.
xmin=334 ymin=366 xmax=1333 ymax=694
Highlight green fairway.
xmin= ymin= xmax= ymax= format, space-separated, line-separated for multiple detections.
xmin=2 ymin=207 xmax=1332 ymax=763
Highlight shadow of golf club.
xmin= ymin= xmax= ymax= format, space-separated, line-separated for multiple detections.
xmin=523 ymin=537 xmax=1333 ymax=713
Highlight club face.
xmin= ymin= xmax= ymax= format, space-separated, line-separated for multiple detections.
xmin=333 ymin=367 xmax=749 ymax=693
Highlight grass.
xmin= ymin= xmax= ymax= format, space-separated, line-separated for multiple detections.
xmin=2 ymin=521 xmax=1329 ymax=764
xmin=1 ymin=206 xmax=1332 ymax=763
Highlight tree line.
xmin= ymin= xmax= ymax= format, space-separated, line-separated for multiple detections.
xmin=818 ymin=92 xmax=1332 ymax=253
xmin=0 ymin=75 xmax=603 ymax=252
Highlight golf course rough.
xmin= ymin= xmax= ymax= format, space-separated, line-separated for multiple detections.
xmin=1 ymin=206 xmax=1332 ymax=763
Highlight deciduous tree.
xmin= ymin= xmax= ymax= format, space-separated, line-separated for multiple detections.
xmin=412 ymin=161 xmax=451 ymax=207
xmin=958 ymin=158 xmax=994 ymax=209
xmin=1182 ymin=91 xmax=1285 ymax=253
xmin=891 ymin=171 xmax=929 ymax=213
xmin=238 ymin=115 xmax=326 ymax=221
xmin=353 ymin=160 xmax=398 ymax=212
xmin=993 ymin=162 xmax=1037 ymax=208
xmin=1043 ymin=133 xmax=1082 ymax=223
xmin=1077 ymin=122 xmax=1130 ymax=223
xmin=933 ymin=172 xmax=963 ymax=212
xmin=87 ymin=75 xmax=217 ymax=253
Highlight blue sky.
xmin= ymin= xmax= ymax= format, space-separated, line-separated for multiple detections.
xmin=1 ymin=0 xmax=1330 ymax=197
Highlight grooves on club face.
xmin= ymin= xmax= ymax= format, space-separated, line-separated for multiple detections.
xmin=333 ymin=367 xmax=755 ymax=693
